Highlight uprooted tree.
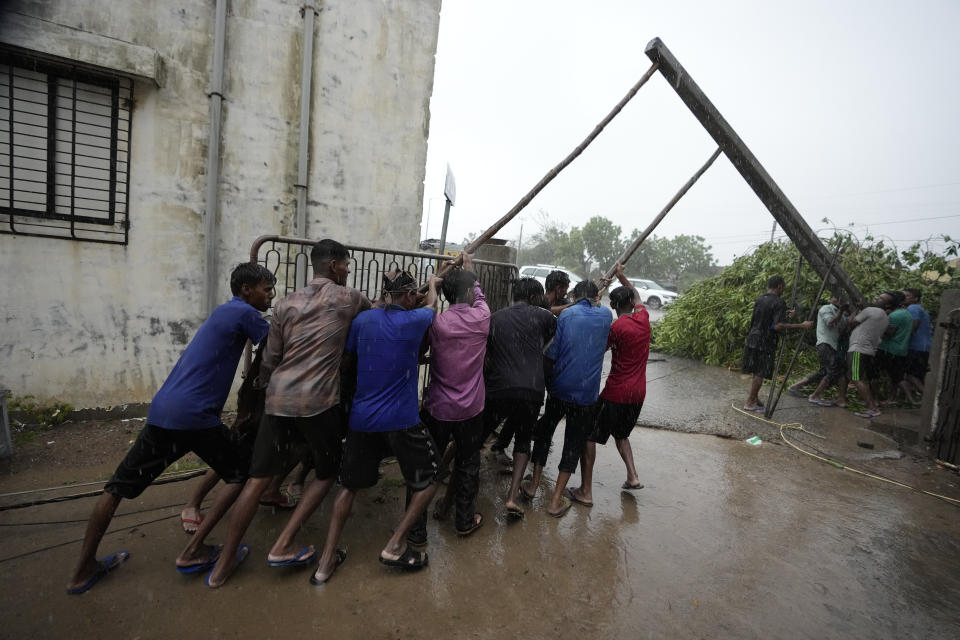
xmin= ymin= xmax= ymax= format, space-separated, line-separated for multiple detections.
xmin=652 ymin=232 xmax=958 ymax=369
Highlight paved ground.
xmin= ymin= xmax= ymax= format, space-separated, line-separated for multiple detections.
xmin=1 ymin=353 xmax=958 ymax=639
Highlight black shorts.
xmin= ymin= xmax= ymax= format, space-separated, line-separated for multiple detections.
xmin=104 ymin=424 xmax=247 ymax=499
xmin=905 ymin=350 xmax=929 ymax=380
xmin=590 ymin=399 xmax=642 ymax=445
xmin=847 ymin=351 xmax=876 ymax=383
xmin=483 ymin=397 xmax=542 ymax=456
xmin=249 ymin=406 xmax=345 ymax=480
xmin=340 ymin=423 xmax=439 ymax=491
xmin=876 ymin=350 xmax=907 ymax=384
xmin=742 ymin=346 xmax=775 ymax=379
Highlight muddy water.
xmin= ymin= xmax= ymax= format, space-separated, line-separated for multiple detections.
xmin=2 ymin=425 xmax=958 ymax=639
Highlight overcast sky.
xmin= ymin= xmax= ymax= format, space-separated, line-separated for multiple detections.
xmin=419 ymin=0 xmax=960 ymax=268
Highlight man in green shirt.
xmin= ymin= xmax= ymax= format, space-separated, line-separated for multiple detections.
xmin=876 ymin=291 xmax=916 ymax=405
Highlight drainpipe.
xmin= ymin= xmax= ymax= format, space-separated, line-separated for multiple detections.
xmin=203 ymin=0 xmax=228 ymax=315
xmin=294 ymin=3 xmax=320 ymax=237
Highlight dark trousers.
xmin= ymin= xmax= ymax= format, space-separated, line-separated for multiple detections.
xmin=530 ymin=395 xmax=566 ymax=468
xmin=410 ymin=411 xmax=483 ymax=533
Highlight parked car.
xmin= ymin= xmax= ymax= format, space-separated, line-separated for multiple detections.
xmin=518 ymin=264 xmax=583 ymax=290
xmin=627 ymin=278 xmax=677 ymax=310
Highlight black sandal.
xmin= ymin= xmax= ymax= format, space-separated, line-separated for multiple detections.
xmin=379 ymin=546 xmax=428 ymax=570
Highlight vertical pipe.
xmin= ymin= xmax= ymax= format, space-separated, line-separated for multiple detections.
xmin=203 ymin=0 xmax=228 ymax=315
xmin=438 ymin=199 xmax=451 ymax=256
xmin=295 ymin=4 xmax=319 ymax=236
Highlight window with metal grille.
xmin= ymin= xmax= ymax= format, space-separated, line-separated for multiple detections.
xmin=0 ymin=48 xmax=132 ymax=244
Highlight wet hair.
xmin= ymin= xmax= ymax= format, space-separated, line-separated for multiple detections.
xmin=884 ymin=290 xmax=905 ymax=307
xmin=513 ymin=277 xmax=544 ymax=303
xmin=767 ymin=275 xmax=785 ymax=290
xmin=310 ymin=239 xmax=349 ymax=272
xmin=545 ymin=270 xmax=570 ymax=292
xmin=571 ymin=279 xmax=599 ymax=302
xmin=609 ymin=285 xmax=636 ymax=312
xmin=230 ymin=263 xmax=276 ymax=295
xmin=442 ymin=269 xmax=477 ymax=304
xmin=904 ymin=288 xmax=921 ymax=302
xmin=382 ymin=270 xmax=417 ymax=295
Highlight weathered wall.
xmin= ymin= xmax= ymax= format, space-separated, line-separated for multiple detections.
xmin=0 ymin=0 xmax=441 ymax=407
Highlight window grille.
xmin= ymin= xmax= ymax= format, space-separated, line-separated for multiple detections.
xmin=0 ymin=48 xmax=132 ymax=244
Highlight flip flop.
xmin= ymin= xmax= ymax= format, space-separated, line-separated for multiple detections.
xmin=741 ymin=406 xmax=764 ymax=412
xmin=267 ymin=546 xmax=316 ymax=568
xmin=379 ymin=546 xmax=429 ymax=570
xmin=808 ymin=399 xmax=835 ymax=407
xmin=181 ymin=515 xmax=203 ymax=535
xmin=67 ymin=550 xmax=130 ymax=595
xmin=259 ymin=495 xmax=297 ymax=510
xmin=309 ymin=549 xmax=347 ymax=585
xmin=205 ymin=543 xmax=250 ymax=588
xmin=548 ymin=496 xmax=572 ymax=519
xmin=622 ymin=481 xmax=644 ymax=491
xmin=565 ymin=487 xmax=593 ymax=507
xmin=506 ymin=505 xmax=525 ymax=520
xmin=177 ymin=545 xmax=223 ymax=574
xmin=519 ymin=483 xmax=536 ymax=500
xmin=854 ymin=410 xmax=882 ymax=419
xmin=456 ymin=513 xmax=484 ymax=536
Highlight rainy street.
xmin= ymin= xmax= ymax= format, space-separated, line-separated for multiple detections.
xmin=1 ymin=354 xmax=958 ymax=639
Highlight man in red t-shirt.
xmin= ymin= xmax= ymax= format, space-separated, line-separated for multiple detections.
xmin=568 ymin=264 xmax=649 ymax=507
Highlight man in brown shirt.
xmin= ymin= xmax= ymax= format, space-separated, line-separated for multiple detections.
xmin=206 ymin=238 xmax=371 ymax=588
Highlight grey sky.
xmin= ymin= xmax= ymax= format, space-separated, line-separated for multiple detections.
xmin=419 ymin=0 xmax=960 ymax=267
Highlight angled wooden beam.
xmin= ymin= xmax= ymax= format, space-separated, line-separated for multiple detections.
xmin=644 ymin=38 xmax=864 ymax=305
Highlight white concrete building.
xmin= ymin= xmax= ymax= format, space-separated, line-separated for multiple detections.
xmin=0 ymin=0 xmax=442 ymax=407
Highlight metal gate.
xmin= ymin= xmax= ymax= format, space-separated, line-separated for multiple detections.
xmin=932 ymin=308 xmax=960 ymax=465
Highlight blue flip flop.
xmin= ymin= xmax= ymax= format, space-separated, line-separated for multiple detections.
xmin=67 ymin=550 xmax=130 ymax=595
xmin=742 ymin=405 xmax=764 ymax=412
xmin=267 ymin=546 xmax=316 ymax=568
xmin=176 ymin=544 xmax=223 ymax=574
xmin=204 ymin=543 xmax=250 ymax=588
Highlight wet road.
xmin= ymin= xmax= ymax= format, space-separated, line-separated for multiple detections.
xmin=2 ymin=422 xmax=958 ymax=639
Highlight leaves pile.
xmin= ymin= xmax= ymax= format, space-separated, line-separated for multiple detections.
xmin=652 ymin=233 xmax=958 ymax=370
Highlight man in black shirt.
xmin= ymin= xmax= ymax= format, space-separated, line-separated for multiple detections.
xmin=742 ymin=275 xmax=813 ymax=411
xmin=483 ymin=277 xmax=557 ymax=518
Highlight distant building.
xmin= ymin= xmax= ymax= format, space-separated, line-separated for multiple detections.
xmin=0 ymin=0 xmax=442 ymax=407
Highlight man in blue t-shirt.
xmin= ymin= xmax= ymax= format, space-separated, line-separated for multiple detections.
xmin=524 ymin=279 xmax=612 ymax=518
xmin=903 ymin=287 xmax=932 ymax=396
xmin=312 ymin=271 xmax=441 ymax=584
xmin=67 ymin=263 xmax=275 ymax=594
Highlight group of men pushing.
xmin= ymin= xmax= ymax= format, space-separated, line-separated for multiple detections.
xmin=66 ymin=238 xmax=652 ymax=594
xmin=742 ymin=275 xmax=933 ymax=418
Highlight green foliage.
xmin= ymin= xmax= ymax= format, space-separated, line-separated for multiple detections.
xmin=627 ymin=232 xmax=719 ymax=290
xmin=581 ymin=216 xmax=624 ymax=273
xmin=653 ymin=233 xmax=958 ymax=368
xmin=7 ymin=393 xmax=74 ymax=428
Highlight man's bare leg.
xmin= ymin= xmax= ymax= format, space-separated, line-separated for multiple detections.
xmin=67 ymin=492 xmax=122 ymax=591
xmin=745 ymin=375 xmax=764 ymax=408
xmin=267 ymin=476 xmax=336 ymax=562
xmin=547 ymin=470 xmax=572 ymax=515
xmin=176 ymin=480 xmax=244 ymax=568
xmin=570 ymin=442 xmax=595 ymax=505
xmin=381 ymin=483 xmax=438 ymax=561
xmin=522 ymin=463 xmax=544 ymax=499
xmin=505 ymin=451 xmax=529 ymax=514
xmin=313 ymin=487 xmax=357 ymax=583
xmin=181 ymin=470 xmax=220 ymax=533
xmin=808 ymin=377 xmax=830 ymax=402
xmin=615 ymin=437 xmax=641 ymax=488
xmin=205 ymin=476 xmax=272 ymax=587
xmin=853 ymin=380 xmax=878 ymax=412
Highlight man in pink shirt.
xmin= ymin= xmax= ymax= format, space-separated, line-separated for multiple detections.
xmin=413 ymin=253 xmax=490 ymax=538
xmin=571 ymin=264 xmax=649 ymax=507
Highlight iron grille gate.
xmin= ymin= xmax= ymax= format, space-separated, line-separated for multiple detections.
xmin=933 ymin=309 xmax=960 ymax=465
xmin=248 ymin=235 xmax=519 ymax=396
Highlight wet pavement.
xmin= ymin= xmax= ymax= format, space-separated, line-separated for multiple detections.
xmin=1 ymin=354 xmax=959 ymax=638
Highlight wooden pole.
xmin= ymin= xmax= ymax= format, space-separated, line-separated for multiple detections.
xmin=597 ymin=146 xmax=721 ymax=291
xmin=422 ymin=62 xmax=660 ymax=288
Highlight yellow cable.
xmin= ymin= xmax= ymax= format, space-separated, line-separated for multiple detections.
xmin=731 ymin=403 xmax=960 ymax=506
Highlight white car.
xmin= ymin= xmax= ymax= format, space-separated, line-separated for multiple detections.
xmin=518 ymin=265 xmax=583 ymax=290
xmin=628 ymin=278 xmax=677 ymax=310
